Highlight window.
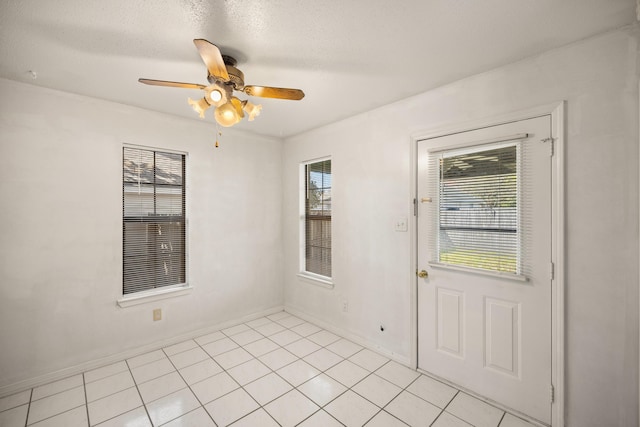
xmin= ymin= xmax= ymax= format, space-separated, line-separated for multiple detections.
xmin=434 ymin=143 xmax=520 ymax=274
xmin=302 ymin=158 xmax=332 ymax=279
xmin=123 ymin=147 xmax=186 ymax=295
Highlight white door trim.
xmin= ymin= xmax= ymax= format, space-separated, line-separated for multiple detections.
xmin=409 ymin=101 xmax=565 ymax=427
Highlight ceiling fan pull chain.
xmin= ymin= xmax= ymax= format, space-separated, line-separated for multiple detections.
xmin=215 ymin=125 xmax=222 ymax=148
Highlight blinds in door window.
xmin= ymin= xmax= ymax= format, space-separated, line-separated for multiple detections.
xmin=429 ymin=142 xmax=527 ymax=276
xmin=304 ymin=159 xmax=332 ymax=278
xmin=123 ymin=147 xmax=186 ymax=295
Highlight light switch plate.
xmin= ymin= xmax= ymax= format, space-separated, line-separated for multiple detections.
xmin=395 ymin=217 xmax=408 ymax=232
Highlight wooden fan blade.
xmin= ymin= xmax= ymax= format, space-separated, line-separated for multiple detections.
xmin=138 ymin=78 xmax=206 ymax=90
xmin=193 ymin=39 xmax=230 ymax=82
xmin=243 ymin=85 xmax=305 ymax=100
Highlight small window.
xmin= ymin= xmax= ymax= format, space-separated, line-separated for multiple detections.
xmin=301 ymin=158 xmax=332 ymax=279
xmin=436 ymin=143 xmax=519 ymax=274
xmin=123 ymin=147 xmax=186 ymax=295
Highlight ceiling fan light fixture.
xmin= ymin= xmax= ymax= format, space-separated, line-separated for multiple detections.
xmin=214 ymin=97 xmax=244 ymax=127
xmin=187 ymin=97 xmax=211 ymax=118
xmin=242 ymin=100 xmax=262 ymax=121
xmin=204 ymin=84 xmax=228 ymax=107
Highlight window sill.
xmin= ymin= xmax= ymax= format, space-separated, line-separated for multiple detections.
xmin=428 ymin=262 xmax=528 ymax=282
xmin=297 ymin=272 xmax=334 ymax=289
xmin=117 ymin=285 xmax=193 ymax=308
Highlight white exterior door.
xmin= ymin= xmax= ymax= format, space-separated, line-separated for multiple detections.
xmin=417 ymin=116 xmax=553 ymax=424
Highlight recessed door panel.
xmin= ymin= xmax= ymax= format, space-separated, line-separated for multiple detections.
xmin=484 ymin=297 xmax=520 ymax=377
xmin=437 ymin=288 xmax=464 ymax=357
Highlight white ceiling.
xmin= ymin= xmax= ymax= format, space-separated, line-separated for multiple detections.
xmin=0 ymin=0 xmax=636 ymax=138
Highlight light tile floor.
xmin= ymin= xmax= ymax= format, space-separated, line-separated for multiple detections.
xmin=0 ymin=312 xmax=539 ymax=427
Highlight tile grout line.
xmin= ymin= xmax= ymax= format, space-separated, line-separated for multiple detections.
xmin=26 ymin=376 xmax=83 ymax=404
xmin=372 ymin=360 xmax=434 ymax=426
xmin=261 ymin=317 xmax=401 ymax=426
xmin=295 ymin=340 xmax=411 ymax=426
xmin=497 ymin=410 xmax=507 ymax=426
xmin=428 ymin=390 xmax=459 ymax=426
xmin=257 ymin=316 xmax=316 ymax=426
xmin=243 ymin=315 xmax=339 ymax=425
xmin=159 ymin=344 xmax=219 ymax=426
xmin=144 ymin=315 xmax=296 ymax=425
xmin=234 ymin=316 xmax=312 ymax=425
xmin=301 ymin=331 xmax=473 ymax=426
xmin=80 ymin=370 xmax=133 ymax=414
xmin=82 ymin=373 xmax=89 ymax=427
xmin=268 ymin=319 xmax=382 ymax=426
xmin=294 ymin=407 xmax=345 ymax=427
xmin=169 ymin=321 xmax=283 ymax=426
xmin=23 ymin=388 xmax=33 ymax=427
xmin=24 ymin=405 xmax=88 ymax=427
xmin=124 ymin=358 xmax=152 ymax=427
xmin=380 ymin=366 xmax=422 ymax=426
xmin=23 ymin=385 xmax=87 ymax=427
xmin=208 ymin=317 xmax=303 ymax=426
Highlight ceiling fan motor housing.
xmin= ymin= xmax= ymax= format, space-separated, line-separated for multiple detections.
xmin=225 ymin=65 xmax=245 ymax=90
xmin=206 ymin=54 xmax=245 ymax=90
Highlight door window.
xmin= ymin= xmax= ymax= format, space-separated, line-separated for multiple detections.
xmin=433 ymin=143 xmax=521 ymax=275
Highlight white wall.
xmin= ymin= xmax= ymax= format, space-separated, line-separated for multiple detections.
xmin=283 ymin=26 xmax=639 ymax=426
xmin=0 ymin=78 xmax=284 ymax=389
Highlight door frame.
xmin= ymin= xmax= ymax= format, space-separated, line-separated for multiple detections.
xmin=409 ymin=101 xmax=565 ymax=426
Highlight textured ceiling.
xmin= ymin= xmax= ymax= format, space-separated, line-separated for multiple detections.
xmin=0 ymin=0 xmax=636 ymax=137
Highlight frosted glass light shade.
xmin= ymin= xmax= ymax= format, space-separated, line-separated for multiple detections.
xmin=205 ymin=84 xmax=229 ymax=107
xmin=210 ymin=89 xmax=222 ymax=102
xmin=243 ymin=101 xmax=262 ymax=121
xmin=214 ymin=97 xmax=245 ymax=127
xmin=187 ymin=97 xmax=210 ymax=118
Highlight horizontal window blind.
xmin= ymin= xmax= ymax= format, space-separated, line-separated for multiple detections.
xmin=428 ymin=142 xmax=530 ymax=276
xmin=304 ymin=159 xmax=332 ymax=277
xmin=123 ymin=147 xmax=186 ymax=295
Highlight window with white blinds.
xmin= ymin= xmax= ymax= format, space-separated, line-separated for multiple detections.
xmin=432 ymin=143 xmax=522 ymax=275
xmin=123 ymin=147 xmax=186 ymax=295
xmin=303 ymin=159 xmax=332 ymax=278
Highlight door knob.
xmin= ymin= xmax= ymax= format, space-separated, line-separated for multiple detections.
xmin=417 ymin=270 xmax=428 ymax=278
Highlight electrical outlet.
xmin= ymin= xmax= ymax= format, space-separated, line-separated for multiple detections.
xmin=153 ymin=308 xmax=162 ymax=321
xmin=341 ymin=299 xmax=348 ymax=312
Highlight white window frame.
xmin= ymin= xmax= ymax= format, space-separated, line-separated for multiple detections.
xmin=298 ymin=156 xmax=333 ymax=287
xmin=118 ymin=144 xmax=191 ymax=308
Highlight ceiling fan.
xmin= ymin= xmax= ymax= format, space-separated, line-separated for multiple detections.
xmin=139 ymin=39 xmax=305 ymax=128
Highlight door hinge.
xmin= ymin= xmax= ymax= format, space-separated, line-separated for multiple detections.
xmin=541 ymin=137 xmax=554 ymax=156
xmin=550 ymin=384 xmax=555 ymax=403
xmin=413 ymin=198 xmax=418 ymax=216
xmin=549 ymin=262 xmax=555 ymax=281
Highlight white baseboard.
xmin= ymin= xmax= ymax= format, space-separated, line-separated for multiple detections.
xmin=0 ymin=306 xmax=284 ymax=398
xmin=284 ymin=306 xmax=411 ymax=366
